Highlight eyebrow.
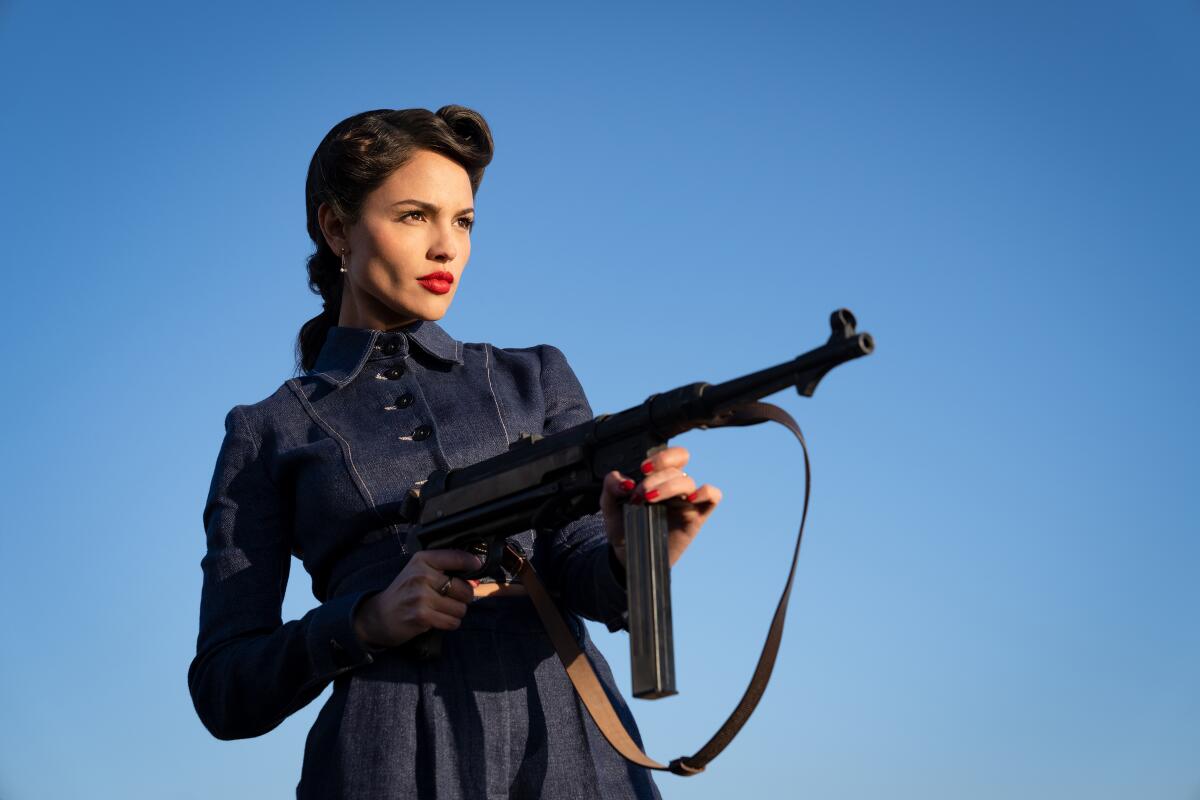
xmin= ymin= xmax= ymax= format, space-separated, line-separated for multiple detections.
xmin=390 ymin=198 xmax=475 ymax=216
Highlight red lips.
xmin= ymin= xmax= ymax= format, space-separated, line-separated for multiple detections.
xmin=416 ymin=271 xmax=454 ymax=295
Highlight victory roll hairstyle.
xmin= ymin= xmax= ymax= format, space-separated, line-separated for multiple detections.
xmin=296 ymin=105 xmax=494 ymax=372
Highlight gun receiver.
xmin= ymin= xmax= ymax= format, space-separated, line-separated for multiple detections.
xmin=412 ymin=308 xmax=874 ymax=696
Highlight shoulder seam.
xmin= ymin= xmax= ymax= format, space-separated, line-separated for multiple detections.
xmin=482 ymin=343 xmax=513 ymax=446
xmin=283 ymin=378 xmax=384 ymax=523
xmin=228 ymin=405 xmax=263 ymax=461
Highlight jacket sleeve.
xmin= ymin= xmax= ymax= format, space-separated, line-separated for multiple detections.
xmin=531 ymin=345 xmax=630 ymax=632
xmin=188 ymin=405 xmax=378 ymax=740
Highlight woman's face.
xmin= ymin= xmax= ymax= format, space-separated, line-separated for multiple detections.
xmin=323 ymin=148 xmax=475 ymax=330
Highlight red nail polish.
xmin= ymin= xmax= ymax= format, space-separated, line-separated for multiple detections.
xmin=619 ymin=479 xmax=636 ymax=491
xmin=469 ymin=579 xmax=480 ymax=587
xmin=644 ymin=489 xmax=660 ymax=501
xmin=640 ymin=461 xmax=654 ymax=475
xmin=687 ymin=491 xmax=699 ymax=502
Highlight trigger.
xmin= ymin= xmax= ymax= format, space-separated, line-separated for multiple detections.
xmin=461 ymin=539 xmax=507 ymax=582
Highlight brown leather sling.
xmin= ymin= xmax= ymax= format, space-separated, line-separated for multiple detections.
xmin=502 ymin=401 xmax=811 ymax=776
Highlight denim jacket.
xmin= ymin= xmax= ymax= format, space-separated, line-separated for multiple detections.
xmin=188 ymin=320 xmax=630 ymax=742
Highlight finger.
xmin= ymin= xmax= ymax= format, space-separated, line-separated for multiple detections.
xmin=638 ymin=466 xmax=690 ymax=490
xmin=420 ymin=605 xmax=467 ymax=631
xmin=421 ymin=572 xmax=466 ymax=599
xmin=638 ymin=471 xmax=697 ymax=503
xmin=639 ymin=446 xmax=690 ymax=476
xmin=599 ymin=470 xmax=637 ymax=514
xmin=429 ymin=592 xmax=470 ymax=619
xmin=408 ymin=560 xmax=448 ymax=586
xmin=419 ymin=549 xmax=485 ymax=574
xmin=685 ymin=484 xmax=723 ymax=516
xmin=439 ymin=576 xmax=475 ymax=605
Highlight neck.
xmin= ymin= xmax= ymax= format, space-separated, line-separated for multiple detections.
xmin=337 ymin=281 xmax=418 ymax=331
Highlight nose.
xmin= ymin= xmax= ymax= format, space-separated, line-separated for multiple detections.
xmin=427 ymin=222 xmax=457 ymax=264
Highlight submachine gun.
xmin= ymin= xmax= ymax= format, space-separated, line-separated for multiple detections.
xmin=411 ymin=308 xmax=874 ymax=775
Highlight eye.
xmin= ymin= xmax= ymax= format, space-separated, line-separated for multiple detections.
xmin=398 ymin=210 xmax=426 ymax=222
xmin=457 ymin=216 xmax=475 ymax=231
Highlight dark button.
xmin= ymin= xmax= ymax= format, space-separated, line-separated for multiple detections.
xmin=379 ymin=341 xmax=399 ymax=356
xmin=396 ymin=393 xmax=414 ymax=409
xmin=412 ymin=424 xmax=433 ymax=441
xmin=383 ymin=366 xmax=404 ymax=380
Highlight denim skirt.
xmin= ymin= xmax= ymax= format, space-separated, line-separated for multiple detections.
xmin=296 ymin=594 xmax=662 ymax=799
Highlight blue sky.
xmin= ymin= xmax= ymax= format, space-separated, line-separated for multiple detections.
xmin=1 ymin=1 xmax=1197 ymax=798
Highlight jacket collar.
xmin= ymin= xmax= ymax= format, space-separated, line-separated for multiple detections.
xmin=307 ymin=319 xmax=463 ymax=389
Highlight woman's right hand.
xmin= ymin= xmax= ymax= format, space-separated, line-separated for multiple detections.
xmin=352 ymin=549 xmax=482 ymax=650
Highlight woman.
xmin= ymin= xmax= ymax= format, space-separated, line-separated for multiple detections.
xmin=189 ymin=105 xmax=721 ymax=799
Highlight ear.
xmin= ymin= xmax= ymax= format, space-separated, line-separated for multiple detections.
xmin=317 ymin=203 xmax=351 ymax=255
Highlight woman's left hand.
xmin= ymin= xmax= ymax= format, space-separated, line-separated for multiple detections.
xmin=599 ymin=445 xmax=722 ymax=569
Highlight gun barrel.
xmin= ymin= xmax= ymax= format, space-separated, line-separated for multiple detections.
xmin=702 ymin=329 xmax=874 ymax=412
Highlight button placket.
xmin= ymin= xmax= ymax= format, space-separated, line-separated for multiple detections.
xmin=383 ymin=391 xmax=416 ymax=412
xmin=371 ymin=333 xmax=406 ymax=358
xmin=375 ymin=365 xmax=433 ymax=442
xmin=376 ymin=365 xmax=405 ymax=381
xmin=397 ymin=422 xmax=435 ymax=442
xmin=368 ymin=345 xmax=443 ymax=460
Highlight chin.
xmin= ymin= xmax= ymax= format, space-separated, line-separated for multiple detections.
xmin=379 ymin=290 xmax=454 ymax=324
xmin=409 ymin=298 xmax=453 ymax=323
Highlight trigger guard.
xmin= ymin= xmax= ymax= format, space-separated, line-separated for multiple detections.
xmin=452 ymin=538 xmax=507 ymax=581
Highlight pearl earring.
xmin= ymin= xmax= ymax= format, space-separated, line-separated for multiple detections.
xmin=339 ymin=248 xmax=348 ymax=273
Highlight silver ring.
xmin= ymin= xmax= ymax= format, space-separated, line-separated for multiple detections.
xmin=437 ymin=577 xmax=453 ymax=596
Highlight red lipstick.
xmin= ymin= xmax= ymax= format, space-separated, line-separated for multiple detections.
xmin=416 ymin=271 xmax=454 ymax=295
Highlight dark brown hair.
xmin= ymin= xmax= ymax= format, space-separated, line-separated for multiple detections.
xmin=296 ymin=105 xmax=494 ymax=372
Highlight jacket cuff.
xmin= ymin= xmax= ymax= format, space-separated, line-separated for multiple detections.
xmin=307 ymin=590 xmax=378 ymax=676
xmin=607 ymin=544 xmax=627 ymax=589
xmin=599 ymin=544 xmax=630 ymax=632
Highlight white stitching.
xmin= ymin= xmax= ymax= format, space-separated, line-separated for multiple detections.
xmin=484 ymin=344 xmax=512 ymax=446
xmin=309 ymin=331 xmax=380 ymax=388
xmin=285 ymin=379 xmax=380 ymax=514
xmin=343 ymin=331 xmax=379 ymax=386
xmin=229 ymin=405 xmax=261 ymax=461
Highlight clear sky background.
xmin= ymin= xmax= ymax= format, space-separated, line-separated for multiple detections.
xmin=1 ymin=1 xmax=1197 ymax=798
